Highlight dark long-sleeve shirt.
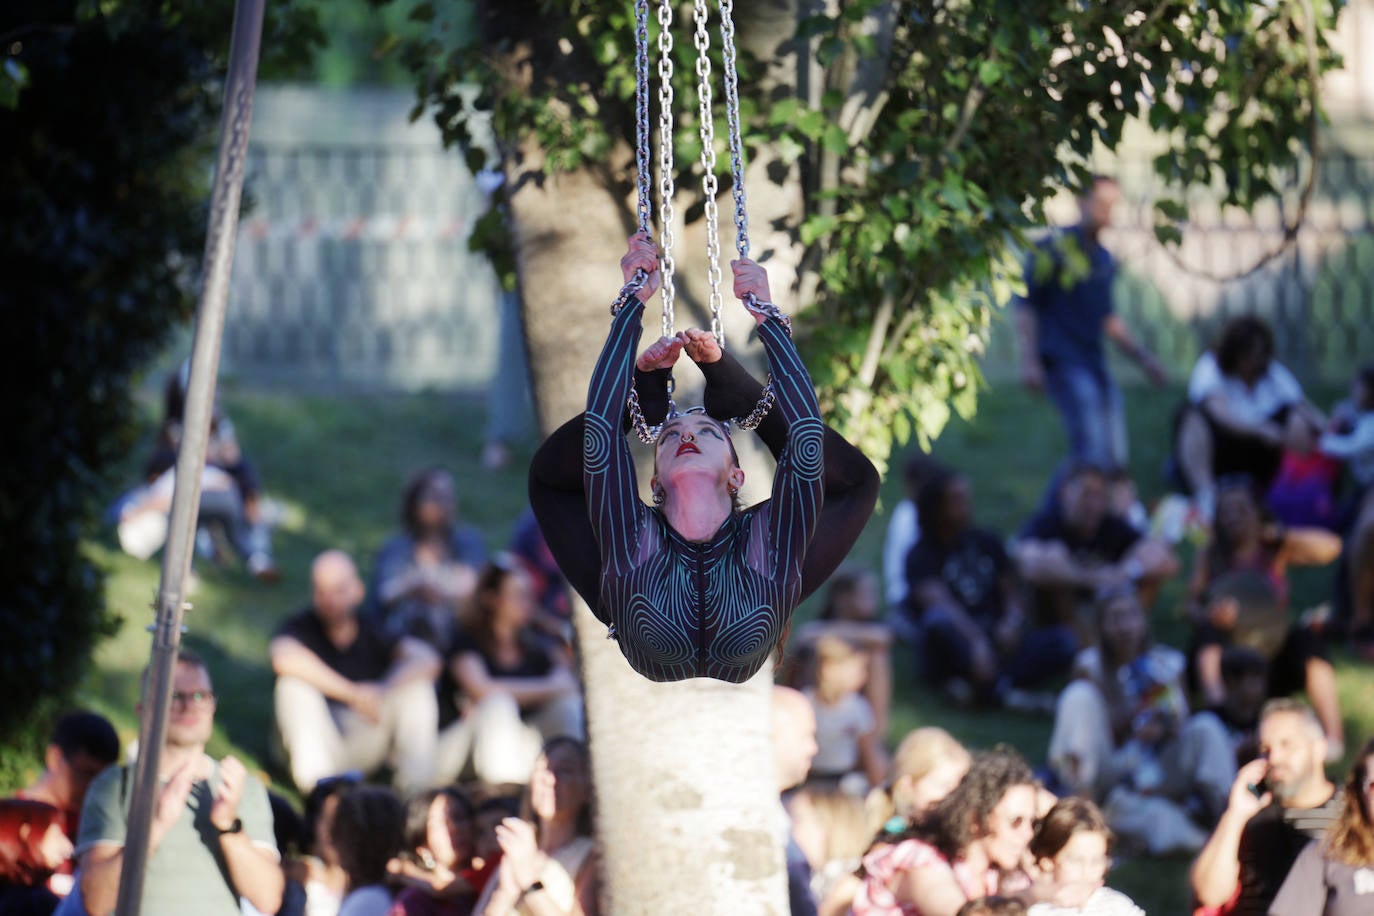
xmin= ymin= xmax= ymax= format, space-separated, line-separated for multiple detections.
xmin=529 ymin=299 xmax=878 ymax=682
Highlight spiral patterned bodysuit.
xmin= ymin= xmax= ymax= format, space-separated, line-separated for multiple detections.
xmin=530 ymin=298 xmax=878 ymax=684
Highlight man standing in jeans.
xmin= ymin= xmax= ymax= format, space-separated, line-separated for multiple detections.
xmin=1016 ymin=175 xmax=1167 ymax=470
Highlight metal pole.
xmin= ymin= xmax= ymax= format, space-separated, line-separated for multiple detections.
xmin=115 ymin=1 xmax=265 ymax=913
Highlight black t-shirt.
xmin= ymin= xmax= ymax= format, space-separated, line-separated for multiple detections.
xmin=274 ymin=608 xmax=398 ymax=683
xmin=904 ymin=528 xmax=1011 ymax=628
xmin=1020 ymin=505 xmax=1141 ymax=623
xmin=1231 ymin=794 xmax=1342 ymax=914
xmin=1019 ymin=505 xmax=1141 ymax=564
xmin=440 ymin=632 xmax=558 ymax=727
xmin=448 ymin=632 xmax=554 ymax=681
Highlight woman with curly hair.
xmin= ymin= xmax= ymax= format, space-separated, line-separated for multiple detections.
xmin=1270 ymin=735 xmax=1374 ymax=915
xmin=852 ymin=748 xmax=1039 ymax=916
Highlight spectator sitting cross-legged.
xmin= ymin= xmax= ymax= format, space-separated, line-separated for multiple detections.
xmin=802 ymin=635 xmax=889 ymax=796
xmin=1014 ymin=461 xmax=1178 ymax=644
xmin=0 ymin=710 xmax=119 ymax=913
xmin=1270 ymin=734 xmax=1374 ymax=915
xmin=1185 ymin=478 xmax=1345 ymax=759
xmin=790 ymin=565 xmax=894 ymax=738
xmin=1172 ymin=315 xmax=1326 ymax=520
xmin=1046 ymin=587 xmax=1234 ymax=855
xmin=371 ymin=467 xmax=488 ymax=649
xmin=271 ymin=550 xmax=442 ymax=795
xmin=471 ymin=737 xmax=599 ymax=916
xmin=904 ymin=470 xmax=1071 ymax=706
xmin=851 ymin=748 xmax=1040 ymax=916
xmin=1190 ymin=698 xmax=1340 ymax=915
xmin=75 ymin=650 xmax=283 ymax=916
xmin=117 ymin=362 xmax=280 ymax=579
xmin=436 ymin=558 xmax=583 ymax=789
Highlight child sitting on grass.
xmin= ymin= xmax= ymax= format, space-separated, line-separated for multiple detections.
xmin=804 ymin=636 xmax=889 ymax=795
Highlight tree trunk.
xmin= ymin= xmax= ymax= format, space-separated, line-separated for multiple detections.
xmin=509 ymin=69 xmax=806 ymax=916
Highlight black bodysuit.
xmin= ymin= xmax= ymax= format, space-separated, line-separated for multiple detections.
xmin=529 ymin=299 xmax=879 ymax=683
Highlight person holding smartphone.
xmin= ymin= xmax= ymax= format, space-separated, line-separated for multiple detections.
xmin=1190 ymin=699 xmax=1338 ymax=914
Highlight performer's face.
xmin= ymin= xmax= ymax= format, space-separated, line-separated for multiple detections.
xmin=654 ymin=416 xmax=739 ymax=488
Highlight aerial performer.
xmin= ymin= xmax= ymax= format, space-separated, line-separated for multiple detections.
xmin=528 ymin=0 xmax=878 ymax=682
xmin=530 ymin=234 xmax=879 ymax=682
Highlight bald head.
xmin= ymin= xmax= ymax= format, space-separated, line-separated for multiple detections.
xmin=772 ymin=686 xmax=817 ymax=792
xmin=311 ymin=550 xmax=364 ymax=624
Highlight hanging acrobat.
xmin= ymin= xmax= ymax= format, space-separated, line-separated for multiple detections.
xmin=529 ymin=0 xmax=879 ymax=683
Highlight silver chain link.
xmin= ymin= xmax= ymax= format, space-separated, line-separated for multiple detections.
xmin=692 ymin=0 xmax=725 ymax=350
xmin=718 ymin=0 xmax=749 ymax=260
xmin=633 ymin=0 xmax=652 ymax=236
xmin=655 ymin=0 xmax=677 ymax=340
xmin=618 ymin=0 xmax=778 ymax=437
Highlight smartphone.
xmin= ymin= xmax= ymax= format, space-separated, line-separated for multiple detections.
xmin=1247 ymin=775 xmax=1270 ymax=798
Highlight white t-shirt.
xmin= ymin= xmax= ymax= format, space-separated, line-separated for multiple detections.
xmin=806 ymin=690 xmax=876 ymax=776
xmin=1028 ymin=885 xmax=1145 ymax=916
xmin=1187 ymin=351 xmax=1303 ymax=425
xmin=882 ymin=499 xmax=919 ymax=607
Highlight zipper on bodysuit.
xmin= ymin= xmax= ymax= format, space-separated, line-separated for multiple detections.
xmin=694 ymin=545 xmax=707 ymax=670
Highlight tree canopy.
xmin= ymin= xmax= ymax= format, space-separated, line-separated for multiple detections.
xmin=394 ymin=0 xmax=1341 ymax=465
xmin=0 ymin=0 xmax=319 ymax=741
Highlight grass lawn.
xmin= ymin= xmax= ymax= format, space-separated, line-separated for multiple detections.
xmin=20 ymin=375 xmax=1374 ymax=914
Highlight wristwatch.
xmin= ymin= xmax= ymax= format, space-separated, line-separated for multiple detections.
xmin=215 ymin=818 xmax=243 ymax=836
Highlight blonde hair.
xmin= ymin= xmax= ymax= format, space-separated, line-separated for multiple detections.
xmin=797 ymin=787 xmax=871 ymax=866
xmin=866 ymin=727 xmax=970 ymax=830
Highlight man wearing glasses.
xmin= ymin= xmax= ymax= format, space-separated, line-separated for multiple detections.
xmin=73 ymin=649 xmax=282 ymax=916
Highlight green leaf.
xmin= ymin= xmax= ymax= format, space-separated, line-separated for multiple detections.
xmin=977 ymin=58 xmax=1002 ymax=88
xmin=822 ymin=123 xmax=849 ymax=155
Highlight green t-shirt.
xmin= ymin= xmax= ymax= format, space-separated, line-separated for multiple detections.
xmin=76 ymin=757 xmax=278 ymax=916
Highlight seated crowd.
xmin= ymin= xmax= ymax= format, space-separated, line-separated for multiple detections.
xmin=7 ymin=312 xmax=1371 ymax=916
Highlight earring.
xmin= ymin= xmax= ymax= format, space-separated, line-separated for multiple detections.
xmin=727 ymin=484 xmax=739 ymax=498
xmin=653 ymin=487 xmax=665 ymax=506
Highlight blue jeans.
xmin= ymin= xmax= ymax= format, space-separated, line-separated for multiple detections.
xmin=1044 ymin=362 xmax=1127 ymax=469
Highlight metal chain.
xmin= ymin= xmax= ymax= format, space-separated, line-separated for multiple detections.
xmin=718 ymin=0 xmax=749 ymax=261
xmin=613 ymin=0 xmax=654 ymax=317
xmin=620 ymin=0 xmax=779 ymax=435
xmin=655 ymin=0 xmax=678 ymax=340
xmin=716 ymin=0 xmax=780 ymax=427
xmin=692 ymin=0 xmax=725 ymax=350
xmin=626 ymin=386 xmax=669 ymax=443
xmin=633 ymin=0 xmax=652 ymax=236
